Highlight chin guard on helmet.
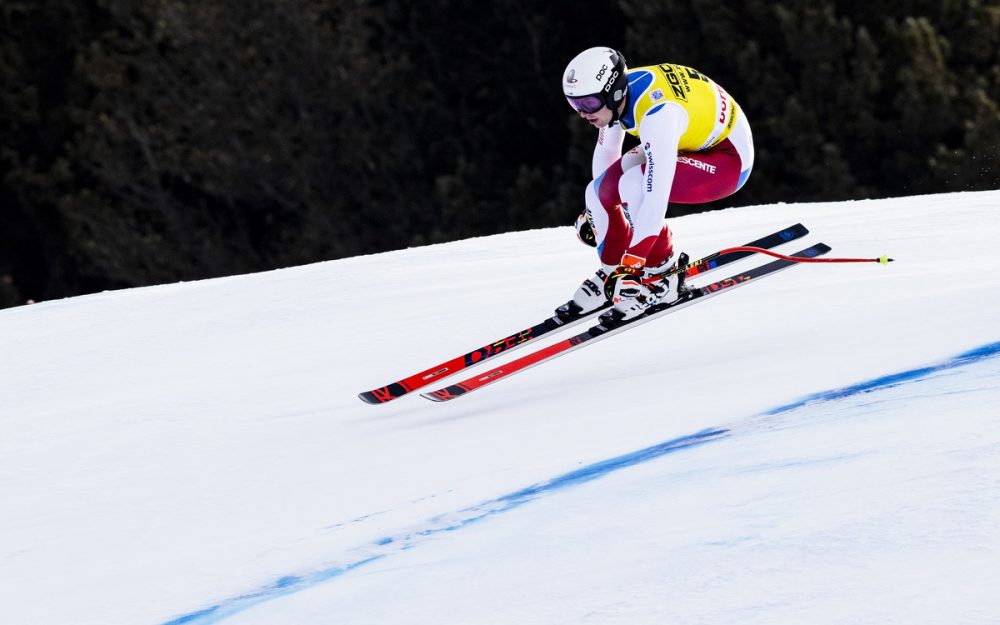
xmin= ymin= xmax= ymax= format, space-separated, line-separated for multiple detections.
xmin=574 ymin=212 xmax=597 ymax=247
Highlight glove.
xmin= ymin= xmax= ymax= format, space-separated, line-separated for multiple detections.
xmin=574 ymin=212 xmax=597 ymax=247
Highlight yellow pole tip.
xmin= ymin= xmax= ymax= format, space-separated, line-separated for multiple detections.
xmin=879 ymin=256 xmax=893 ymax=264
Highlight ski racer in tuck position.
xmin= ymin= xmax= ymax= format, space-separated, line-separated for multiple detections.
xmin=559 ymin=47 xmax=755 ymax=324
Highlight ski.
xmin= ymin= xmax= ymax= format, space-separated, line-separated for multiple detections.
xmin=422 ymin=243 xmax=831 ymax=402
xmin=358 ymin=223 xmax=809 ymax=404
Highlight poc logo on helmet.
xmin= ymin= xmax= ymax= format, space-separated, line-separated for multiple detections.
xmin=595 ymin=64 xmax=609 ymax=80
xmin=603 ymin=70 xmax=619 ymax=92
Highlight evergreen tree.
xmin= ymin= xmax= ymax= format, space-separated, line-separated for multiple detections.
xmin=1 ymin=0 xmax=998 ymax=309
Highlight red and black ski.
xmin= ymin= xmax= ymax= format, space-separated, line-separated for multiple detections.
xmin=422 ymin=243 xmax=831 ymax=402
xmin=358 ymin=223 xmax=809 ymax=404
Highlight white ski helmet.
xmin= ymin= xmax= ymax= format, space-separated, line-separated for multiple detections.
xmin=562 ymin=47 xmax=629 ymax=117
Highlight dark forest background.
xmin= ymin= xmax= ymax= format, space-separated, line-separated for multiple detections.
xmin=2 ymin=0 xmax=998 ymax=308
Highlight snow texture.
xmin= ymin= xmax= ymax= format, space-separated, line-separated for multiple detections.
xmin=2 ymin=190 xmax=999 ymax=625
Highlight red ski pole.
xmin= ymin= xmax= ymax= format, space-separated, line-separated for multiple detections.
xmin=716 ymin=246 xmax=894 ymax=264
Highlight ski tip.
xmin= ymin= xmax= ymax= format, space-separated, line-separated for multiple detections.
xmin=358 ymin=392 xmax=382 ymax=405
xmin=358 ymin=388 xmax=396 ymax=404
xmin=358 ymin=382 xmax=411 ymax=404
xmin=421 ymin=386 xmax=467 ymax=402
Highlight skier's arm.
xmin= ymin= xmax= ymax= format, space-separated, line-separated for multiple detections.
xmin=592 ymin=123 xmax=625 ymax=179
xmin=624 ymin=103 xmax=688 ymax=263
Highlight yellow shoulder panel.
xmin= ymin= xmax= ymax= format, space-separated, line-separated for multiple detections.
xmin=622 ymin=64 xmax=738 ymax=151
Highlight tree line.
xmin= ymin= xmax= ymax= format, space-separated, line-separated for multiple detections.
xmin=2 ymin=0 xmax=998 ymax=308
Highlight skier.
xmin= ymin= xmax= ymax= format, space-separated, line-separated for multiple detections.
xmin=558 ymin=47 xmax=754 ymax=323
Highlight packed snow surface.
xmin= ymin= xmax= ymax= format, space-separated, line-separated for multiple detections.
xmin=2 ymin=191 xmax=999 ymax=625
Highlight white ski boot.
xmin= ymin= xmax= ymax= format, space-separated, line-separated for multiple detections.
xmin=599 ymin=252 xmax=691 ymax=326
xmin=643 ymin=251 xmax=690 ymax=306
xmin=600 ymin=267 xmax=654 ymax=324
xmin=555 ymin=268 xmax=610 ymax=321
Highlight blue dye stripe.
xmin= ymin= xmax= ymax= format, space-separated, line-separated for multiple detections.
xmin=160 ymin=428 xmax=729 ymax=625
xmin=764 ymin=340 xmax=1000 ymax=416
xmin=161 ymin=557 xmax=384 ymax=625
xmin=162 ymin=338 xmax=1000 ymax=625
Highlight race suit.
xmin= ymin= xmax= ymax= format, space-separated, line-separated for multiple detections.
xmin=585 ymin=63 xmax=754 ymax=270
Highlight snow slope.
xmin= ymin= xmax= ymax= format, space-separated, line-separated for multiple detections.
xmin=1 ymin=190 xmax=998 ymax=625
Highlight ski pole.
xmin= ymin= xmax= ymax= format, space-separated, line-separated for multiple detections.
xmin=715 ymin=246 xmax=893 ymax=264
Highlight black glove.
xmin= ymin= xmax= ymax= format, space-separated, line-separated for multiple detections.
xmin=574 ymin=213 xmax=597 ymax=247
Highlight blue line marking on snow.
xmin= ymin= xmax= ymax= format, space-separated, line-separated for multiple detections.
xmin=165 ymin=607 xmax=218 ymax=625
xmin=159 ymin=428 xmax=729 ymax=625
xmin=162 ymin=339 xmax=1000 ymax=625
xmin=496 ymin=427 xmax=729 ymax=504
xmin=161 ymin=556 xmax=384 ymax=625
xmin=764 ymin=340 xmax=1000 ymax=415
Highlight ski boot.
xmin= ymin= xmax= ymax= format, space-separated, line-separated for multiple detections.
xmin=597 ymin=252 xmax=691 ymax=327
xmin=643 ymin=252 xmax=691 ymax=307
xmin=597 ymin=266 xmax=655 ymax=326
xmin=554 ymin=268 xmax=610 ymax=322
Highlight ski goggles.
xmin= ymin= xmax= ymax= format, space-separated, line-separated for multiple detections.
xmin=566 ymin=94 xmax=606 ymax=114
